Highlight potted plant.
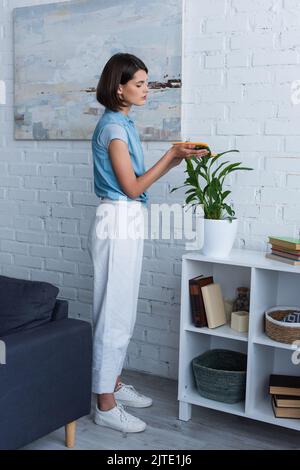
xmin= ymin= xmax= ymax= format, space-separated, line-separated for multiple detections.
xmin=170 ymin=143 xmax=253 ymax=258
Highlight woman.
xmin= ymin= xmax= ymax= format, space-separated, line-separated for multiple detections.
xmin=88 ymin=52 xmax=208 ymax=433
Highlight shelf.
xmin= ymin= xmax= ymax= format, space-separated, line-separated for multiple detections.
xmin=254 ymin=333 xmax=299 ymax=351
xmin=180 ymin=387 xmax=245 ymax=417
xmin=179 ymin=248 xmax=300 ymax=432
xmin=185 ymin=323 xmax=248 ymax=343
xmin=183 ymin=248 xmax=300 ymax=274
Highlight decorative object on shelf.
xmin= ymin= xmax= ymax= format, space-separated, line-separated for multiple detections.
xmin=231 ymin=311 xmax=249 ymax=333
xmin=170 ymin=143 xmax=253 ymax=258
xmin=224 ymin=298 xmax=234 ymax=323
xmin=266 ymin=236 xmax=300 ymax=265
xmin=265 ymin=306 xmax=300 ymax=344
xmin=232 ymin=287 xmax=250 ymax=313
xmin=192 ymin=349 xmax=247 ymax=404
xmin=282 ymin=312 xmax=300 ymax=323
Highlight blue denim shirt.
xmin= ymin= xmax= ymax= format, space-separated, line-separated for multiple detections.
xmin=92 ymin=108 xmax=148 ymax=206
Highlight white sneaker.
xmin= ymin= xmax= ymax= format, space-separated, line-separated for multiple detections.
xmin=94 ymin=404 xmax=146 ymax=433
xmin=114 ymin=383 xmax=153 ymax=408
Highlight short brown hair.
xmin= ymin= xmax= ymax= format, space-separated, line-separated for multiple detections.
xmin=96 ymin=53 xmax=148 ymax=112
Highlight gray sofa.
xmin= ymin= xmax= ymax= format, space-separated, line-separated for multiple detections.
xmin=0 ymin=275 xmax=92 ymax=450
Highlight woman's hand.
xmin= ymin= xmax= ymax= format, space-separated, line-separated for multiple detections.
xmin=167 ymin=143 xmax=209 ymax=168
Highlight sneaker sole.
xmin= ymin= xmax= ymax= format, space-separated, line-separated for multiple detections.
xmin=94 ymin=417 xmax=146 ymax=433
xmin=116 ymin=399 xmax=153 ymax=408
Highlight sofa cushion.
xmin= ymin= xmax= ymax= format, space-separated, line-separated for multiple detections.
xmin=0 ymin=276 xmax=59 ymax=337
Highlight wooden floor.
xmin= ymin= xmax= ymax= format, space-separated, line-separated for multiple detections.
xmin=24 ymin=370 xmax=300 ymax=450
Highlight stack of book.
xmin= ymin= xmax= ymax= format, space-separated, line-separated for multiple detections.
xmin=266 ymin=236 xmax=300 ymax=265
xmin=269 ymin=374 xmax=300 ymax=418
xmin=189 ymin=275 xmax=226 ymax=329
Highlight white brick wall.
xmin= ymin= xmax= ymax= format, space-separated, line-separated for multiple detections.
xmin=0 ymin=0 xmax=300 ymax=380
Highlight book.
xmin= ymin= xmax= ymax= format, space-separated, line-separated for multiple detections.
xmin=269 ymin=374 xmax=300 ymax=397
xmin=201 ymin=283 xmax=226 ymax=329
xmin=274 ymin=394 xmax=300 ymax=408
xmin=189 ymin=276 xmax=205 ymax=327
xmin=266 ymin=253 xmax=300 ymax=265
xmin=271 ymin=244 xmax=300 ymax=255
xmin=272 ymin=249 xmax=300 ymax=260
xmin=189 ymin=275 xmax=213 ymax=327
xmin=268 ymin=236 xmax=300 ymax=250
xmin=188 ymin=276 xmax=204 ymax=325
xmin=271 ymin=396 xmax=300 ymax=418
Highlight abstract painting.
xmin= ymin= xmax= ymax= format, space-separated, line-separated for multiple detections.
xmin=14 ymin=0 xmax=182 ymax=141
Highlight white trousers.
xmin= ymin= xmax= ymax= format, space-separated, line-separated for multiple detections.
xmin=87 ymin=199 xmax=145 ymax=394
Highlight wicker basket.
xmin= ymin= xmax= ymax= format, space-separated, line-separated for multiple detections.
xmin=192 ymin=349 xmax=247 ymax=404
xmin=265 ymin=306 xmax=300 ymax=344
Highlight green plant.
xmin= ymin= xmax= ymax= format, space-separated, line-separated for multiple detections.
xmin=170 ymin=145 xmax=253 ymax=220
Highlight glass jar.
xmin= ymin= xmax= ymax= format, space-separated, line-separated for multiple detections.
xmin=232 ymin=287 xmax=250 ymax=312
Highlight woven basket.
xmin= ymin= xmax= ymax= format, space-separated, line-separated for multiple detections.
xmin=265 ymin=306 xmax=300 ymax=344
xmin=192 ymin=349 xmax=247 ymax=404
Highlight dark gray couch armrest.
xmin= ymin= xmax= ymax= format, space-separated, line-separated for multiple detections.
xmin=51 ymin=299 xmax=68 ymax=321
xmin=0 ymin=318 xmax=92 ymax=450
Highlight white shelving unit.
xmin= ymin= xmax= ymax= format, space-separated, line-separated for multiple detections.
xmin=178 ymin=248 xmax=300 ymax=431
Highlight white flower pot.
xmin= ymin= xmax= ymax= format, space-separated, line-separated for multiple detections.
xmin=202 ymin=218 xmax=238 ymax=258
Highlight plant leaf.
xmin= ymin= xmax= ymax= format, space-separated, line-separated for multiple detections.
xmin=208 ymin=153 xmax=224 ymax=170
xmin=185 ymin=188 xmax=197 ymax=195
xmin=223 ymin=203 xmax=235 ymax=217
xmin=221 ymin=190 xmax=231 ymax=201
xmin=218 ymin=162 xmax=243 ymax=179
xmin=176 ymin=147 xmax=252 ymax=220
xmin=215 ymin=149 xmax=240 ymax=158
xmin=185 ymin=193 xmax=197 ymax=204
xmin=169 ymin=184 xmax=189 ymax=193
xmin=211 ymin=160 xmax=230 ymax=179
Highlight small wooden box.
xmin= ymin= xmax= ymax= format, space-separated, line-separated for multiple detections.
xmin=231 ymin=311 xmax=249 ymax=333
